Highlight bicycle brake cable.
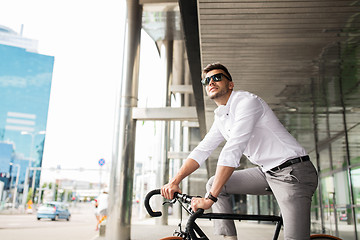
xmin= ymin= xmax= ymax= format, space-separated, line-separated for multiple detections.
xmin=178 ymin=198 xmax=193 ymax=215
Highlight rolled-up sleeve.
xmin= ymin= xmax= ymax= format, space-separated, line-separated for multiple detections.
xmin=217 ymin=97 xmax=264 ymax=167
xmin=188 ymin=123 xmax=225 ymax=166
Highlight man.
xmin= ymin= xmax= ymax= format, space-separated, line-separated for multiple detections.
xmin=161 ymin=62 xmax=318 ymax=240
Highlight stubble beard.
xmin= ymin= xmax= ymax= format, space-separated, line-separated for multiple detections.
xmin=209 ymin=87 xmax=230 ymax=100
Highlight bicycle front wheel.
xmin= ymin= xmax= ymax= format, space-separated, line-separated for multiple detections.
xmin=159 ymin=237 xmax=184 ymax=240
xmin=310 ymin=234 xmax=342 ymax=240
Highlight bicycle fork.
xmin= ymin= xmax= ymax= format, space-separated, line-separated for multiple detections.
xmin=273 ymin=217 xmax=283 ymax=240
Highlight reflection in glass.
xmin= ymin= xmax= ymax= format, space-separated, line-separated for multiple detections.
xmin=334 ymin=171 xmax=350 ymax=206
xmin=247 ymin=195 xmax=257 ymax=215
xmin=335 ymin=171 xmax=354 ymax=240
xmin=311 ymin=188 xmax=322 ymax=233
xmin=351 ymin=168 xmax=360 ymax=206
xmin=332 ymin=136 xmax=348 ymax=170
xmin=321 ymin=176 xmax=337 ymax=235
xmin=319 ymin=148 xmax=331 ymax=174
xmin=329 ymin=112 xmax=345 ymax=137
xmin=338 ymin=207 xmax=355 ymax=240
xmin=348 ymin=124 xmax=360 ymax=166
xmin=356 ymin=208 xmax=360 ymax=240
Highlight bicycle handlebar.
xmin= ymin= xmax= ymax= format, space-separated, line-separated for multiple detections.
xmin=144 ymin=189 xmax=163 ymax=217
xmin=144 ymin=189 xmax=196 ymax=217
xmin=144 ymin=189 xmax=208 ymax=240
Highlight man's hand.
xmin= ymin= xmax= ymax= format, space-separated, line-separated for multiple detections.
xmin=161 ymin=158 xmax=199 ymax=200
xmin=161 ymin=183 xmax=181 ymax=200
xmin=191 ymin=197 xmax=214 ymax=212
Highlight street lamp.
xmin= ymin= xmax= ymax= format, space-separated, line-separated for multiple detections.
xmin=20 ymin=130 xmax=46 ymax=207
xmin=9 ymin=163 xmax=20 ymax=209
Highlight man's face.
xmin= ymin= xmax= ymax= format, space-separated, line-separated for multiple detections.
xmin=204 ymin=69 xmax=234 ymax=100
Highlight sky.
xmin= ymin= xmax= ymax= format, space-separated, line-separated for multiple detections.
xmin=0 ymin=0 xmax=161 ymax=184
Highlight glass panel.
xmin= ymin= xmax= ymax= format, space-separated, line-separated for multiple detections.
xmin=329 ymin=112 xmax=345 ymax=137
xmin=335 ymin=170 xmax=354 ymax=240
xmin=319 ymin=148 xmax=332 ymax=173
xmin=259 ymin=195 xmax=270 ymax=215
xmin=292 ymin=113 xmax=315 ymax=152
xmin=332 ymin=136 xmax=348 ymax=170
xmin=338 ymin=206 xmax=355 ymax=240
xmin=351 ymin=168 xmax=360 ymax=239
xmin=232 ymin=194 xmax=247 ymax=214
xmin=270 ymin=195 xmax=280 ymax=215
xmin=348 ymin=124 xmax=360 ymax=165
xmin=317 ymin=113 xmax=330 ymax=142
xmin=334 ymin=171 xmax=350 ymax=205
xmin=321 ymin=176 xmax=337 ymax=235
xmin=247 ymin=195 xmax=257 ymax=215
xmin=311 ymin=189 xmax=322 ymax=234
xmin=351 ymin=168 xmax=360 ymax=205
xmin=345 ymin=110 xmax=360 ymax=131
xmin=356 ymin=207 xmax=360 ymax=240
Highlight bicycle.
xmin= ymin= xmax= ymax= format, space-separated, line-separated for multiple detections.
xmin=145 ymin=189 xmax=342 ymax=240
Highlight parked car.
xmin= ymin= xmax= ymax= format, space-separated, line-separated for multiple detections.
xmin=338 ymin=209 xmax=348 ymax=221
xmin=36 ymin=202 xmax=71 ymax=221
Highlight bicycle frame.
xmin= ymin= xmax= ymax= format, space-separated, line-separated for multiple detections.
xmin=145 ymin=189 xmax=283 ymax=240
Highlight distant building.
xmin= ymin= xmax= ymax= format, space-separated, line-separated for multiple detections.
xmin=0 ymin=25 xmax=54 ymax=203
xmin=0 ymin=25 xmax=38 ymax=52
xmin=0 ymin=143 xmax=14 ymax=189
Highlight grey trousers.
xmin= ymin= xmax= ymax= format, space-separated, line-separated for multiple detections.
xmin=206 ymin=160 xmax=318 ymax=240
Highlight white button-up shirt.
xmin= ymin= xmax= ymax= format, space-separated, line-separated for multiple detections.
xmin=188 ymin=90 xmax=307 ymax=172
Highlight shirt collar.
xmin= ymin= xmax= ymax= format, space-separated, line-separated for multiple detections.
xmin=214 ymin=91 xmax=235 ymax=117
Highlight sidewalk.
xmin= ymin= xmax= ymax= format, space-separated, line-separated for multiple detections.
xmin=94 ymin=217 xmax=284 ymax=240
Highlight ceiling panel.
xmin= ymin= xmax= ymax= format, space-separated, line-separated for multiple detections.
xmin=141 ymin=0 xmax=359 ymax=175
xmin=197 ymin=0 xmax=360 ymax=159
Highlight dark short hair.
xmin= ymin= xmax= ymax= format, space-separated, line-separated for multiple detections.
xmin=202 ymin=62 xmax=232 ymax=81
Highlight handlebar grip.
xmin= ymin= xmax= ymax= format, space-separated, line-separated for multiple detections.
xmin=144 ymin=189 xmax=162 ymax=217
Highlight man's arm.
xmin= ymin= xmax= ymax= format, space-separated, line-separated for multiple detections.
xmin=161 ymin=158 xmax=200 ymax=199
xmin=191 ymin=165 xmax=234 ymax=211
xmin=209 ymin=165 xmax=235 ymax=198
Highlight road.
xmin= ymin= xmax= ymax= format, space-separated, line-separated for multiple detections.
xmin=0 ymin=202 xmax=99 ymax=240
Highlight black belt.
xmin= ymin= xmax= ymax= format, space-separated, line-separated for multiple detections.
xmin=269 ymin=155 xmax=310 ymax=172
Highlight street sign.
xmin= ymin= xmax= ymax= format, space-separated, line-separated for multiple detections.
xmin=98 ymin=158 xmax=105 ymax=166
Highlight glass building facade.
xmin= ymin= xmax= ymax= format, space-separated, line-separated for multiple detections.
xmin=0 ymin=42 xmax=54 ymax=200
xmin=309 ymin=41 xmax=360 ymax=240
xmin=243 ymin=38 xmax=360 ymax=240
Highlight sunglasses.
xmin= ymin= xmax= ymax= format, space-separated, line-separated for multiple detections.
xmin=201 ymin=73 xmax=231 ymax=86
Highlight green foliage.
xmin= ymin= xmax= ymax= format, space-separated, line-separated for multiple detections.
xmin=27 ymin=188 xmax=33 ymax=203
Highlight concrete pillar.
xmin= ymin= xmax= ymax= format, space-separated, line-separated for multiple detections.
xmin=172 ymin=40 xmax=185 ymax=220
xmin=158 ymin=40 xmax=173 ymax=226
xmin=107 ymin=1 xmax=142 ymax=239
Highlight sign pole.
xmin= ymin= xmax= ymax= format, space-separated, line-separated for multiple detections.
xmin=98 ymin=159 xmax=105 ymax=194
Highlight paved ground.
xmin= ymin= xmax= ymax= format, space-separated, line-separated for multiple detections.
xmin=95 ymin=217 xmax=284 ymax=240
xmin=0 ymin=204 xmax=285 ymax=240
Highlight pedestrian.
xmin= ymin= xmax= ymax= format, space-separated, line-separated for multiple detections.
xmin=161 ymin=62 xmax=318 ymax=240
xmin=94 ymin=199 xmax=100 ymax=231
xmin=95 ymin=188 xmax=108 ymax=230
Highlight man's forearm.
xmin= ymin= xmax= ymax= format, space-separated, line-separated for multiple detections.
xmin=162 ymin=158 xmax=200 ymax=199
xmin=169 ymin=158 xmax=200 ymax=185
xmin=209 ymin=165 xmax=235 ymax=197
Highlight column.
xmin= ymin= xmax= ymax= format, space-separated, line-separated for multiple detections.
xmin=107 ymin=0 xmax=142 ymax=239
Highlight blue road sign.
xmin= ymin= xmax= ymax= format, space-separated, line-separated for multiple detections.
xmin=98 ymin=158 xmax=105 ymax=166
